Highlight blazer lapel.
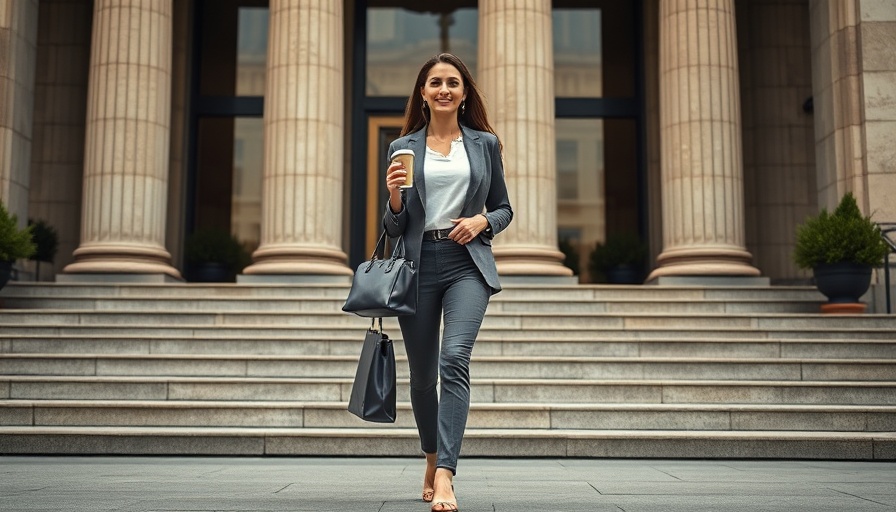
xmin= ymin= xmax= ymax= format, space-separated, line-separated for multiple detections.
xmin=461 ymin=126 xmax=485 ymax=211
xmin=406 ymin=127 xmax=427 ymax=208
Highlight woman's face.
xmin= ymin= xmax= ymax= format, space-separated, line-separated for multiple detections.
xmin=421 ymin=62 xmax=466 ymax=116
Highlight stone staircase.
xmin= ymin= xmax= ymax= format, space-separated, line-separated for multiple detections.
xmin=0 ymin=282 xmax=894 ymax=459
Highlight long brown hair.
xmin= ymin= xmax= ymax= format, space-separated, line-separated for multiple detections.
xmin=400 ymin=53 xmax=501 ymax=151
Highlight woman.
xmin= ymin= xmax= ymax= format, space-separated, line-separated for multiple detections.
xmin=383 ymin=53 xmax=513 ymax=512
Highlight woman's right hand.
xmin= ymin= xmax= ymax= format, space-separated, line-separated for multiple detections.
xmin=386 ymin=160 xmax=406 ymax=213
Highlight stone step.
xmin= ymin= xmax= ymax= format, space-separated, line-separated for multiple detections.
xmin=2 ymin=354 xmax=894 ymax=381
xmin=0 ymin=295 xmax=826 ymax=314
xmin=0 ymin=426 xmax=892 ymax=459
xmin=2 ymin=310 xmax=894 ymax=331
xmin=4 ymin=334 xmax=895 ymax=359
xmin=3 ymin=324 xmax=895 ymax=345
xmin=2 ymin=400 xmax=893 ymax=432
xmin=4 ymin=376 xmax=895 ymax=404
xmin=0 ymin=282 xmax=827 ymax=302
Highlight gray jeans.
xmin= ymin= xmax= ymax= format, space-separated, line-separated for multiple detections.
xmin=398 ymin=238 xmax=491 ymax=475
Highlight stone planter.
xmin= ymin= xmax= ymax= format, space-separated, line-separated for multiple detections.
xmin=813 ymin=262 xmax=872 ymax=311
xmin=186 ymin=262 xmax=233 ymax=283
xmin=605 ymin=264 xmax=642 ymax=284
xmin=0 ymin=260 xmax=12 ymax=290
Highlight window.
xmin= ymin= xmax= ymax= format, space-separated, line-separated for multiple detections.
xmin=366 ymin=4 xmax=478 ymax=96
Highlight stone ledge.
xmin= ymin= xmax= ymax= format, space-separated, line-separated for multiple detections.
xmin=0 ymin=427 xmax=892 ymax=459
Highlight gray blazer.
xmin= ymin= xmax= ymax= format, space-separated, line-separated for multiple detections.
xmin=383 ymin=124 xmax=513 ymax=293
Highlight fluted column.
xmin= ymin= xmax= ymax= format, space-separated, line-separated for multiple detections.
xmin=242 ymin=0 xmax=351 ymax=278
xmin=64 ymin=0 xmax=180 ymax=278
xmin=0 ymin=0 xmax=38 ymax=220
xmin=478 ymin=0 xmax=572 ymax=277
xmin=649 ymin=0 xmax=759 ymax=279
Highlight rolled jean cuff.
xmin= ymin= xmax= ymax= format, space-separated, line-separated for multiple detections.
xmin=436 ymin=464 xmax=456 ymax=476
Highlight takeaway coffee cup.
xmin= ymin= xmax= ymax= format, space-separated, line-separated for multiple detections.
xmin=391 ymin=149 xmax=415 ymax=188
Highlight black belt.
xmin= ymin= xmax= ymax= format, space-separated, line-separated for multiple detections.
xmin=423 ymin=228 xmax=454 ymax=241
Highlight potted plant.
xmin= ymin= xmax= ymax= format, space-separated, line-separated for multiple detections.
xmin=28 ymin=218 xmax=59 ymax=281
xmin=558 ymin=237 xmax=580 ymax=276
xmin=0 ymin=200 xmax=36 ymax=290
xmin=588 ymin=232 xmax=648 ymax=284
xmin=184 ymin=228 xmax=251 ymax=282
xmin=794 ymin=192 xmax=889 ymax=311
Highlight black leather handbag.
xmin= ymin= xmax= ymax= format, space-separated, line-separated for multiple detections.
xmin=342 ymin=230 xmax=417 ymax=317
xmin=347 ymin=319 xmax=397 ymax=423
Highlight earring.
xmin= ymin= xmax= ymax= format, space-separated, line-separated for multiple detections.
xmin=422 ymin=101 xmax=429 ymax=115
xmin=461 ymin=101 xmax=465 ymax=115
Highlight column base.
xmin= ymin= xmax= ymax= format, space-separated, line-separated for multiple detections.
xmin=647 ymin=245 xmax=761 ymax=281
xmin=63 ymin=244 xmax=181 ymax=279
xmin=494 ymin=246 xmax=575 ymax=277
xmin=243 ymin=244 xmax=353 ymax=276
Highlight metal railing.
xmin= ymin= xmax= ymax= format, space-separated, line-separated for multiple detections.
xmin=879 ymin=223 xmax=896 ymax=314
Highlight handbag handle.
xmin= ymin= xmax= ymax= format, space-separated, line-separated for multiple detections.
xmin=368 ymin=318 xmax=390 ymax=355
xmin=368 ymin=230 xmax=407 ymax=264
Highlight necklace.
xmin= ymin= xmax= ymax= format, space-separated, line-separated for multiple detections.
xmin=428 ymin=129 xmax=460 ymax=143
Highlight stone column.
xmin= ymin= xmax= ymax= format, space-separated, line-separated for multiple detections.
xmin=649 ymin=0 xmax=760 ymax=280
xmin=63 ymin=0 xmax=180 ymax=279
xmin=0 ymin=0 xmax=38 ymax=220
xmin=478 ymin=0 xmax=572 ymax=278
xmin=241 ymin=0 xmax=352 ymax=279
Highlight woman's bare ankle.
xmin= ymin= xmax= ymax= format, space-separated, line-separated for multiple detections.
xmin=422 ymin=453 xmax=437 ymax=502
xmin=432 ymin=468 xmax=455 ymax=501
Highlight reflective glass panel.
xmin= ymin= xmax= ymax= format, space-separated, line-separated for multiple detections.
xmin=553 ymin=9 xmax=602 ymax=98
xmin=367 ymin=6 xmax=478 ymax=96
xmin=232 ymin=117 xmax=264 ymax=251
xmin=556 ymin=119 xmax=604 ymax=279
xmin=555 ymin=118 xmax=640 ymax=282
xmin=236 ymin=7 xmax=268 ymax=96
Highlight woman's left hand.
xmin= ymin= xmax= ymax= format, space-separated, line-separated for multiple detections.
xmin=448 ymin=215 xmax=489 ymax=245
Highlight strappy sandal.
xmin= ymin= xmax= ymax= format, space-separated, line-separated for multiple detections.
xmin=431 ymin=502 xmax=459 ymax=512
xmin=431 ymin=485 xmax=458 ymax=511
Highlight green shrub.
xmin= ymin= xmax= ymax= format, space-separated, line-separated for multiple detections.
xmin=0 ymin=200 xmax=36 ymax=261
xmin=588 ymin=232 xmax=647 ymax=276
xmin=184 ymin=228 xmax=251 ymax=273
xmin=558 ymin=237 xmax=580 ymax=275
xmin=28 ymin=219 xmax=59 ymax=263
xmin=793 ymin=192 xmax=889 ymax=269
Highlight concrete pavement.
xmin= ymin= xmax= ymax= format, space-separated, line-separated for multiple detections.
xmin=1 ymin=456 xmax=894 ymax=511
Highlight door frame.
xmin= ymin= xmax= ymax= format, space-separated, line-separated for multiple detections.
xmin=365 ymin=115 xmax=403 ymax=256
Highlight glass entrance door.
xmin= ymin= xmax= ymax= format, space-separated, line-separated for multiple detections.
xmin=188 ymin=0 xmax=267 ymax=279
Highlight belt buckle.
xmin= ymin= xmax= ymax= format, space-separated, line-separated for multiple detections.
xmin=434 ymin=229 xmax=449 ymax=240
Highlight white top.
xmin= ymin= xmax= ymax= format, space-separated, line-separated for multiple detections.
xmin=423 ymin=136 xmax=470 ymax=231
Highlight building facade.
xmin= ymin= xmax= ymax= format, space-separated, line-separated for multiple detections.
xmin=1 ymin=0 xmax=894 ymax=286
